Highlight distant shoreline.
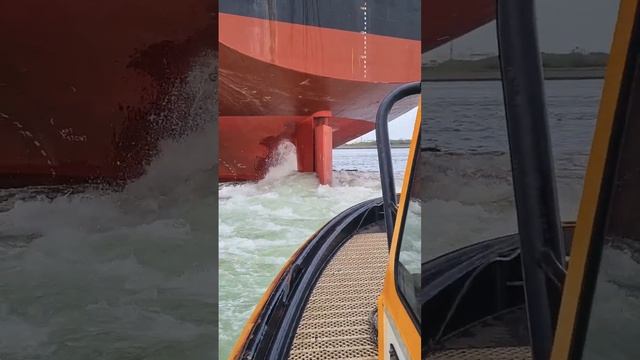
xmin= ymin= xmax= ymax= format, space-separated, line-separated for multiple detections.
xmin=422 ymin=52 xmax=607 ymax=82
xmin=338 ymin=144 xmax=410 ymax=149
xmin=422 ymin=67 xmax=605 ymax=82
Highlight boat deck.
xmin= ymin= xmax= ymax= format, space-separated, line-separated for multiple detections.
xmin=430 ymin=347 xmax=531 ymax=359
xmin=426 ymin=303 xmax=532 ymax=359
xmin=289 ymin=232 xmax=388 ymax=360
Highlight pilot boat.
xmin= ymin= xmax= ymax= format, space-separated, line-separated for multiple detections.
xmin=229 ymin=0 xmax=640 ymax=359
xmin=226 ymin=1 xmax=500 ymax=358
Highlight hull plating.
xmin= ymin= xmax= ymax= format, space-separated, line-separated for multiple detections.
xmin=0 ymin=0 xmax=217 ymax=187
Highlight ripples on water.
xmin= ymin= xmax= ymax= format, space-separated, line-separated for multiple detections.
xmin=218 ymin=79 xmax=633 ymax=358
xmin=420 ymin=151 xmax=586 ymax=261
xmin=0 ymin=125 xmax=217 ymax=360
xmin=424 ymin=79 xmax=638 ymax=357
xmin=218 ymin=143 xmax=407 ymax=358
xmin=584 ymin=241 xmax=640 ymax=360
xmin=421 ymin=80 xmax=599 ymax=258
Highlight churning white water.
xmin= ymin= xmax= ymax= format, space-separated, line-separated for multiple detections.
xmin=218 ymin=143 xmax=408 ymax=358
xmin=0 ymin=124 xmax=217 ymax=360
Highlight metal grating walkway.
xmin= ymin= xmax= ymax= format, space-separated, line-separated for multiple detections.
xmin=289 ymin=232 xmax=388 ymax=360
xmin=429 ymin=346 xmax=532 ymax=359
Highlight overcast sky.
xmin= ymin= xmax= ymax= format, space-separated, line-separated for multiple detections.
xmin=349 ymin=107 xmax=418 ymax=142
xmin=355 ymin=0 xmax=621 ymax=141
xmin=426 ymin=0 xmax=620 ymax=61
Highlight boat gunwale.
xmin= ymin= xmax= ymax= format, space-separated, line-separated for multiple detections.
xmin=232 ymin=196 xmax=387 ymax=359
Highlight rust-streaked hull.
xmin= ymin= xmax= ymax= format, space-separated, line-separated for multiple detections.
xmin=219 ymin=0 xmax=496 ymax=182
xmin=0 ymin=0 xmax=217 ymax=188
xmin=219 ymin=6 xmax=421 ymax=182
xmin=0 ymin=0 xmax=497 ymax=186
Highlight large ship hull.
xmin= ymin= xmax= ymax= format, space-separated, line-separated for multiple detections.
xmin=219 ymin=1 xmax=421 ymax=182
xmin=0 ymin=1 xmax=217 ymax=188
xmin=219 ymin=0 xmax=496 ymax=182
xmin=1 ymin=0 xmax=496 ymax=187
xmin=422 ymin=0 xmax=495 ymax=52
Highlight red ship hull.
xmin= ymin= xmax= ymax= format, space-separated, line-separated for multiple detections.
xmin=1 ymin=0 xmax=495 ymax=186
xmin=218 ymin=8 xmax=421 ymax=182
xmin=219 ymin=0 xmax=495 ymax=182
xmin=0 ymin=0 xmax=217 ymax=188
xmin=423 ymin=0 xmax=495 ymax=52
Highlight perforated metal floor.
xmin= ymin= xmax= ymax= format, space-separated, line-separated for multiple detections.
xmin=429 ymin=346 xmax=532 ymax=359
xmin=289 ymin=232 xmax=388 ymax=360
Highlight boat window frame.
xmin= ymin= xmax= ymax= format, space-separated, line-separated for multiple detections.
xmin=393 ymin=122 xmax=422 ymax=329
xmin=550 ymin=0 xmax=640 ymax=358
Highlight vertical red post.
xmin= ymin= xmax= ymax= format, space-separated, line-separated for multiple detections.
xmin=294 ymin=118 xmax=315 ymax=173
xmin=314 ymin=118 xmax=333 ymax=185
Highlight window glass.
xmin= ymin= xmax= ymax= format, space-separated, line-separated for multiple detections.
xmin=582 ymin=11 xmax=639 ymax=357
xmin=397 ymin=143 xmax=423 ymax=321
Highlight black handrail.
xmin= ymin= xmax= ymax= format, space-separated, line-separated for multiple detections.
xmin=376 ymin=82 xmax=421 ymax=246
xmin=496 ymin=0 xmax=566 ymax=359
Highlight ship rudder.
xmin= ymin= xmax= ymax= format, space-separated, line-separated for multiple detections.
xmin=313 ymin=116 xmax=333 ymax=186
xmin=294 ymin=112 xmax=333 ymax=185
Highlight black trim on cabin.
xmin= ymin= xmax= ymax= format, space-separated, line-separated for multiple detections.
xmin=497 ymin=0 xmax=566 ymax=358
xmin=220 ymin=0 xmax=420 ymax=41
xmin=374 ymin=80 xmax=422 ymax=330
xmin=376 ymin=82 xmax=421 ymax=246
xmin=570 ymin=5 xmax=640 ymax=359
xmin=420 ymin=225 xmax=576 ymax=358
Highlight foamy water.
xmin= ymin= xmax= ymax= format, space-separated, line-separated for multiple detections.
xmin=584 ymin=241 xmax=640 ymax=360
xmin=218 ymin=143 xmax=408 ymax=358
xmin=420 ymin=151 xmax=586 ymax=261
xmin=0 ymin=124 xmax=217 ymax=360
